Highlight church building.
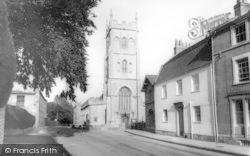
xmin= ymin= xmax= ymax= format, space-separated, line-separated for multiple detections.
xmin=103 ymin=11 xmax=142 ymax=128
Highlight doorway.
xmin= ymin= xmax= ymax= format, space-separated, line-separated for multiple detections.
xmin=175 ymin=102 xmax=184 ymax=137
xmin=121 ymin=113 xmax=130 ymax=129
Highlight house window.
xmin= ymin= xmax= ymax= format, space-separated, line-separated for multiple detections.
xmin=122 ymin=37 xmax=127 ymax=49
xmin=191 ymin=74 xmax=200 ymax=92
xmin=235 ymin=23 xmax=246 ymax=43
xmin=232 ymin=52 xmax=250 ymax=84
xmin=16 ymin=95 xmax=25 ymax=106
xmin=237 ymin=57 xmax=249 ymax=82
xmin=163 ymin=109 xmax=168 ymax=122
xmin=176 ymin=80 xmax=183 ymax=95
xmin=122 ymin=60 xmax=127 ymax=73
xmin=194 ymin=106 xmax=201 ymax=122
xmin=235 ymin=99 xmax=244 ymax=125
xmin=162 ymin=85 xmax=167 ymax=99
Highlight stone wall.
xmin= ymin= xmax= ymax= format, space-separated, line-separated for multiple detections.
xmin=0 ymin=106 xmax=5 ymax=144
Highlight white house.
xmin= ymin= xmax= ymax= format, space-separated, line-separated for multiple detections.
xmin=154 ymin=38 xmax=216 ymax=141
xmin=80 ymin=96 xmax=106 ymax=128
xmin=7 ymin=90 xmax=47 ymax=127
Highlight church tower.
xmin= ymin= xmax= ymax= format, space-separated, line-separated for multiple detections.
xmin=104 ymin=11 xmax=141 ymax=128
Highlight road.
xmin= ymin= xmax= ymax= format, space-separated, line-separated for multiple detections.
xmin=53 ymin=128 xmax=234 ymax=156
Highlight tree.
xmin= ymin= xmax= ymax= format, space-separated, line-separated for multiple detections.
xmin=0 ymin=0 xmax=16 ymax=145
xmin=47 ymin=97 xmax=74 ymax=126
xmin=0 ymin=0 xmax=100 ymax=144
xmin=6 ymin=0 xmax=100 ymax=100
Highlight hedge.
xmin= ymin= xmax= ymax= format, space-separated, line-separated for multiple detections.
xmin=5 ymin=104 xmax=35 ymax=129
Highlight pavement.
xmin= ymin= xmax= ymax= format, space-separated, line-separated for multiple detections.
xmin=125 ymin=129 xmax=250 ymax=156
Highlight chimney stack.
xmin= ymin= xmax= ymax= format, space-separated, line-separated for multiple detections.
xmin=174 ymin=40 xmax=191 ymax=56
xmin=234 ymin=0 xmax=250 ymax=17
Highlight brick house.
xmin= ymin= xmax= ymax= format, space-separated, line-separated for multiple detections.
xmin=212 ymin=0 xmax=250 ymax=144
xmin=141 ymin=75 xmax=157 ymax=132
xmin=154 ymin=38 xmax=216 ymax=141
xmin=7 ymin=90 xmax=47 ymax=127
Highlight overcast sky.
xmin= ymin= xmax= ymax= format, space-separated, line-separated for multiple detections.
xmin=14 ymin=0 xmax=237 ymax=103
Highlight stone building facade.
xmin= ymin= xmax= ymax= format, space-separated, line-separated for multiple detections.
xmin=80 ymin=96 xmax=106 ymax=127
xmin=212 ymin=0 xmax=250 ymax=144
xmin=103 ymin=12 xmax=142 ymax=128
xmin=154 ymin=38 xmax=216 ymax=141
xmin=142 ymin=75 xmax=157 ymax=132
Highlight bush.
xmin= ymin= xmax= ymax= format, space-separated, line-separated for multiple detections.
xmin=5 ymin=104 xmax=35 ymax=129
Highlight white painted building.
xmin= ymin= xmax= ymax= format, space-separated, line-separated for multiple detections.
xmin=7 ymin=90 xmax=47 ymax=127
xmin=154 ymin=38 xmax=216 ymax=141
xmin=80 ymin=96 xmax=106 ymax=127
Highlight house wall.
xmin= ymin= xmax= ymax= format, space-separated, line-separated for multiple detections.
xmin=144 ymin=83 xmax=155 ymax=130
xmin=155 ymin=66 xmax=214 ymax=141
xmin=7 ymin=93 xmax=37 ymax=117
xmin=213 ymin=27 xmax=250 ymax=143
xmin=37 ymin=92 xmax=47 ymax=127
xmin=90 ymin=105 xmax=106 ymax=126
xmin=7 ymin=92 xmax=47 ymax=127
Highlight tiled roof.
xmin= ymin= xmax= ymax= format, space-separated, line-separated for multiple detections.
xmin=81 ymin=95 xmax=104 ymax=110
xmin=141 ymin=75 xmax=157 ymax=92
xmin=155 ymin=37 xmax=212 ymax=85
xmin=146 ymin=75 xmax=157 ymax=85
xmin=12 ymin=90 xmax=35 ymax=95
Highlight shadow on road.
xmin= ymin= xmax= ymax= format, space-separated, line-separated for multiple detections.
xmin=3 ymin=126 xmax=83 ymax=156
xmin=47 ymin=126 xmax=89 ymax=137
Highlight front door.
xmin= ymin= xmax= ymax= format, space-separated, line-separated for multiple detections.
xmin=178 ymin=106 xmax=184 ymax=136
xmin=121 ymin=114 xmax=129 ymax=129
xmin=175 ymin=102 xmax=184 ymax=137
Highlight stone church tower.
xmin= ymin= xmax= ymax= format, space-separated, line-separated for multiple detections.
xmin=103 ymin=11 xmax=141 ymax=128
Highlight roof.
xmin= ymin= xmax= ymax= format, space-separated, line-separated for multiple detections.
xmin=146 ymin=75 xmax=157 ymax=84
xmin=212 ymin=11 xmax=250 ymax=36
xmin=81 ymin=95 xmax=104 ymax=110
xmin=141 ymin=75 xmax=157 ymax=92
xmin=12 ymin=90 xmax=35 ymax=95
xmin=155 ymin=37 xmax=212 ymax=85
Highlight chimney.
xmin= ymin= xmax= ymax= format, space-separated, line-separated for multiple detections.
xmin=174 ymin=40 xmax=191 ymax=56
xmin=234 ymin=0 xmax=250 ymax=17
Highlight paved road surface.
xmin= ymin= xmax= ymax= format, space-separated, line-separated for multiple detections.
xmin=54 ymin=129 xmax=234 ymax=156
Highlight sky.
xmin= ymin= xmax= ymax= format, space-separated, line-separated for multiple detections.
xmin=14 ymin=0 xmax=237 ymax=103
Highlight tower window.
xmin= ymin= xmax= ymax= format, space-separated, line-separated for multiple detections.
xmin=129 ymin=63 xmax=132 ymax=73
xmin=114 ymin=37 xmax=120 ymax=49
xmin=122 ymin=60 xmax=127 ymax=73
xmin=122 ymin=37 xmax=127 ymax=49
xmin=129 ymin=38 xmax=135 ymax=50
xmin=117 ymin=62 xmax=121 ymax=72
xmin=119 ymin=87 xmax=132 ymax=111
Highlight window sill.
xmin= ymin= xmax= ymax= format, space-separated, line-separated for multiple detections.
xmin=191 ymin=90 xmax=200 ymax=93
xmin=176 ymin=94 xmax=183 ymax=96
xmin=232 ymin=81 xmax=250 ymax=86
xmin=193 ymin=121 xmax=201 ymax=124
xmin=162 ymin=121 xmax=168 ymax=123
xmin=161 ymin=97 xmax=167 ymax=100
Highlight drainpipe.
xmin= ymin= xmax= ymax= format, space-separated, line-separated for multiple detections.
xmin=210 ymin=32 xmax=219 ymax=143
xmin=189 ymin=102 xmax=193 ymax=139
